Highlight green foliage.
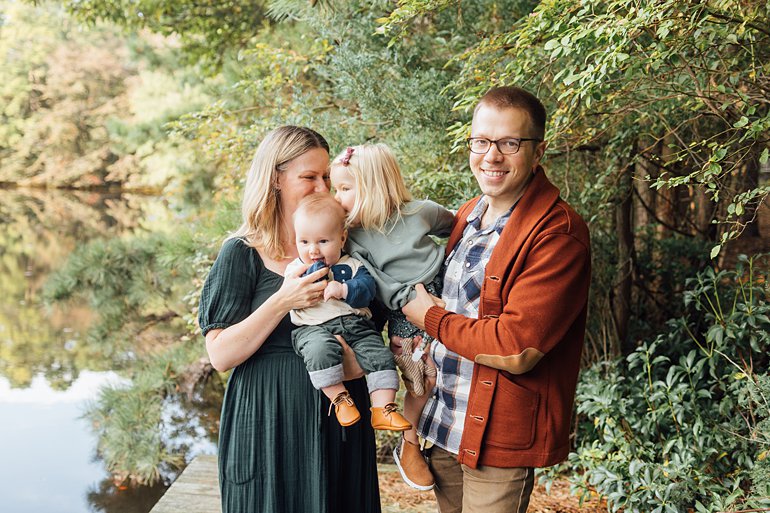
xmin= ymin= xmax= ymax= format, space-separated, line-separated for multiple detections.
xmin=84 ymin=341 xmax=222 ymax=484
xmin=44 ymin=234 xmax=190 ymax=349
xmin=171 ymin=0 xmax=539 ymax=206
xmin=1 ymin=0 xmax=216 ymax=193
xmin=40 ymin=194 xmax=239 ymax=484
xmin=429 ymin=0 xmax=768 ymax=253
xmin=568 ymin=255 xmax=770 ymax=512
xmin=631 ymin=228 xmax=712 ymax=339
xmin=63 ymin=0 xmax=269 ymax=71
xmin=41 ymin=204 xmax=230 ymax=485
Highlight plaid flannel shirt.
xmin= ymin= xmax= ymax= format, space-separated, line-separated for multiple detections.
xmin=418 ymin=197 xmax=514 ymax=454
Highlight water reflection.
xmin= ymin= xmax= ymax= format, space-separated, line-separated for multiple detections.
xmin=0 ymin=188 xmax=177 ymax=389
xmin=86 ymin=478 xmax=167 ymax=513
xmin=0 ymin=188 xmax=219 ymax=513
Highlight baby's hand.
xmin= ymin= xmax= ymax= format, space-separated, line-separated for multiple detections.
xmin=323 ymin=281 xmax=347 ymax=301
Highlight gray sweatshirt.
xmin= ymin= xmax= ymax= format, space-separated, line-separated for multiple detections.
xmin=346 ymin=199 xmax=454 ymax=310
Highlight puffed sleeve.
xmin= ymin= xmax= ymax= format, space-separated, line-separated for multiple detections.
xmin=198 ymin=238 xmax=260 ymax=336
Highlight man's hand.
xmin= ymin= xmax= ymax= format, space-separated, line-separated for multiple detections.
xmin=402 ymin=284 xmax=445 ymax=331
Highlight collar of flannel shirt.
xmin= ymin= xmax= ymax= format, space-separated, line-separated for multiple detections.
xmin=465 ymin=196 xmax=515 ymax=235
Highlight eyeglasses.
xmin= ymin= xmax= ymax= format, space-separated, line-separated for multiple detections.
xmin=466 ymin=137 xmax=543 ymax=155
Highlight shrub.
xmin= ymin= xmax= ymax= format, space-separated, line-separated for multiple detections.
xmin=570 ymin=254 xmax=770 ymax=512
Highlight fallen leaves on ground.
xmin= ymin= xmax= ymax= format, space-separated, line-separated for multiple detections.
xmin=379 ymin=464 xmax=607 ymax=513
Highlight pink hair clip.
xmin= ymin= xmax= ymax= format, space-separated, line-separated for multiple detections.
xmin=340 ymin=147 xmax=354 ymax=166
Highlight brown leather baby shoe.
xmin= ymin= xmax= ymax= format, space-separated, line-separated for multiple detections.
xmin=370 ymin=403 xmax=412 ymax=431
xmin=393 ymin=437 xmax=434 ymax=491
xmin=330 ymin=391 xmax=360 ymax=426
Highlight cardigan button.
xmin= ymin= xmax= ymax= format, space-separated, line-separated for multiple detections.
xmin=481 ymin=380 xmax=493 ymax=386
xmin=464 ymin=449 xmax=477 ymax=456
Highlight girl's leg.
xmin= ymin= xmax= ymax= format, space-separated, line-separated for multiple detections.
xmin=393 ymin=347 xmax=436 ymax=490
xmin=403 ymin=392 xmax=430 ymax=445
xmin=402 ymin=352 xmax=435 ymax=443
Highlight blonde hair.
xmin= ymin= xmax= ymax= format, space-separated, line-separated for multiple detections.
xmin=230 ymin=126 xmax=329 ymax=259
xmin=293 ymin=192 xmax=347 ymax=232
xmin=330 ymin=143 xmax=412 ymax=231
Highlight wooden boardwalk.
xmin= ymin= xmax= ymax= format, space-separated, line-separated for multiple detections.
xmin=148 ymin=455 xmax=434 ymax=513
xmin=150 ymin=455 xmax=221 ymax=513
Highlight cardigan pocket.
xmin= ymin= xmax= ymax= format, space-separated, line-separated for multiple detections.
xmin=483 ymin=373 xmax=539 ymax=450
xmin=480 ymin=275 xmax=503 ymax=317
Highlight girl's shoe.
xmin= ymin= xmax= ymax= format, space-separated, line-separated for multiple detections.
xmin=330 ymin=391 xmax=360 ymax=426
xmin=370 ymin=403 xmax=412 ymax=431
xmin=393 ymin=437 xmax=434 ymax=491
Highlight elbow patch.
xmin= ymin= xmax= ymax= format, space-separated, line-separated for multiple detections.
xmin=474 ymin=347 xmax=545 ymax=374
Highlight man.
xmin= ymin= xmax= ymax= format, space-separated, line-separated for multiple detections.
xmin=401 ymin=86 xmax=591 ymax=512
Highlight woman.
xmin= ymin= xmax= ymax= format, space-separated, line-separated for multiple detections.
xmin=198 ymin=126 xmax=381 ymax=513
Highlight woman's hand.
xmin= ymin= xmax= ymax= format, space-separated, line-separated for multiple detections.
xmin=277 ymin=263 xmax=329 ymax=310
xmin=338 ymin=335 xmax=365 ymax=380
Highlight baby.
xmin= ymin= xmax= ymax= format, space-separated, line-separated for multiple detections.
xmin=287 ymin=192 xmax=411 ymax=431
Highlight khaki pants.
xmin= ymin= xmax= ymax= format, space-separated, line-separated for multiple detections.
xmin=427 ymin=446 xmax=535 ymax=513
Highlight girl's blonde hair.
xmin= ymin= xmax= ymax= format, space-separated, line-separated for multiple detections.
xmin=331 ymin=143 xmax=412 ymax=231
xmin=230 ymin=126 xmax=329 ymax=259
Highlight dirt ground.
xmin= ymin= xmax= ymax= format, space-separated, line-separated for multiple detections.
xmin=378 ymin=464 xmax=607 ymax=513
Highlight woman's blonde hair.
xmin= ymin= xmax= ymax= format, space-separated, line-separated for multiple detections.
xmin=331 ymin=143 xmax=412 ymax=231
xmin=230 ymin=126 xmax=329 ymax=259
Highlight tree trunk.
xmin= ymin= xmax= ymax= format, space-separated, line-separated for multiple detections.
xmin=656 ymin=135 xmax=677 ymax=237
xmin=634 ymin=155 xmax=653 ymax=232
xmin=694 ymin=186 xmax=715 ymax=240
xmin=741 ymin=154 xmax=761 ymax=237
xmin=613 ymin=161 xmax=635 ymax=356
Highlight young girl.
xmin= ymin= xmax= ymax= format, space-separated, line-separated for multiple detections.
xmin=330 ymin=143 xmax=454 ymax=491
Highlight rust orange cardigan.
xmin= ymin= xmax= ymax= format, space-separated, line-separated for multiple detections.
xmin=424 ymin=169 xmax=591 ymax=469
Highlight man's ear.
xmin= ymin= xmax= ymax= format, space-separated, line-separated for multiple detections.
xmin=534 ymin=140 xmax=548 ymax=169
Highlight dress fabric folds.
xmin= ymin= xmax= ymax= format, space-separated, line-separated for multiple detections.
xmin=199 ymin=238 xmax=381 ymax=513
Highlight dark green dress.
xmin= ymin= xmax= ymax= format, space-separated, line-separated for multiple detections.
xmin=199 ymin=238 xmax=381 ymax=513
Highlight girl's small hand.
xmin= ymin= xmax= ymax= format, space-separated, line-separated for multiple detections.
xmin=388 ymin=335 xmax=406 ymax=356
xmin=279 ymin=263 xmax=328 ymax=310
xmin=323 ymin=281 xmax=346 ymax=301
xmin=389 ymin=334 xmax=423 ymax=356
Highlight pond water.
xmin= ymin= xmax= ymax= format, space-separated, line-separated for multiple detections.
xmin=0 ymin=188 xmax=217 ymax=513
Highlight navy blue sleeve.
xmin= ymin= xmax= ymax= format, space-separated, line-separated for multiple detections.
xmin=341 ymin=265 xmax=376 ymax=308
